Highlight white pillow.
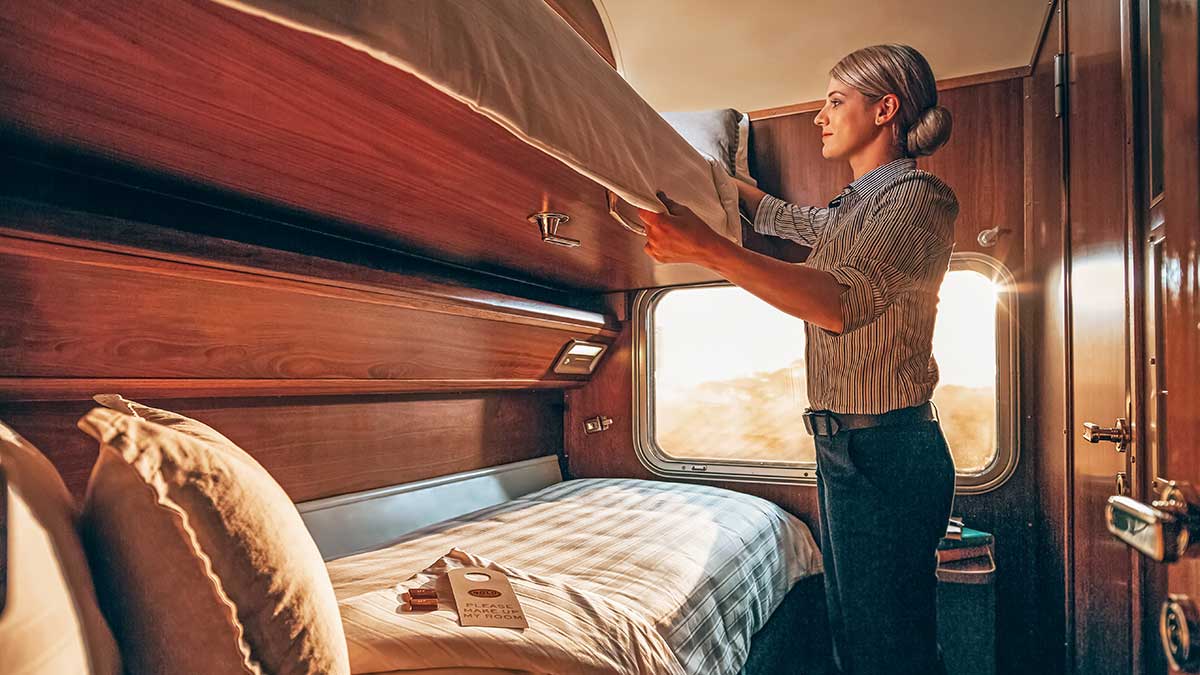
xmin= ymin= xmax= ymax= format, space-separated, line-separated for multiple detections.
xmin=736 ymin=113 xmax=757 ymax=186
xmin=662 ymin=108 xmax=756 ymax=185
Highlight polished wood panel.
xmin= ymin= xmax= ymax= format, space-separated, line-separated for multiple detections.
xmin=1066 ymin=0 xmax=1135 ymax=671
xmin=0 ymin=392 xmax=562 ymax=502
xmin=1160 ymin=3 xmax=1200 ymax=673
xmin=1025 ymin=7 xmax=1071 ymax=673
xmin=0 ymin=199 xmax=616 ymax=335
xmin=0 ymin=229 xmax=612 ymax=387
xmin=545 ymin=0 xmax=616 ymax=68
xmin=924 ymin=80 xmax=1027 ymax=270
xmin=0 ymin=0 xmax=719 ymax=292
xmin=747 ymin=66 xmax=1033 ymax=120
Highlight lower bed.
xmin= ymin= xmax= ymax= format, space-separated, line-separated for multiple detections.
xmin=325 ymin=478 xmax=824 ymax=675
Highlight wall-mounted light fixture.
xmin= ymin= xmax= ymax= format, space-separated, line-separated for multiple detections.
xmin=553 ymin=339 xmax=609 ymax=375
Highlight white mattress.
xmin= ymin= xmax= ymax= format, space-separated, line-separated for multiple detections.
xmin=327 ymin=478 xmax=822 ymax=675
xmin=209 ymin=0 xmax=741 ymax=242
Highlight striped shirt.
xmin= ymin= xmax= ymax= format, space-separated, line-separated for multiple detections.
xmin=753 ymin=158 xmax=959 ymax=414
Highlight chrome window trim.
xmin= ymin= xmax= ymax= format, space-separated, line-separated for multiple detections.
xmin=632 ymin=282 xmax=817 ymax=485
xmin=631 ymin=252 xmax=1019 ymax=495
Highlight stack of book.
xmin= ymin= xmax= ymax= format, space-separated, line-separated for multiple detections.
xmin=939 ymin=518 xmax=994 ymax=564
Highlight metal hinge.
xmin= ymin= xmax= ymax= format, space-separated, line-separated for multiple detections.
xmin=1054 ymin=52 xmax=1068 ymax=118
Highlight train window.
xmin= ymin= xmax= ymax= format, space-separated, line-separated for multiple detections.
xmin=633 ymin=252 xmax=1018 ymax=493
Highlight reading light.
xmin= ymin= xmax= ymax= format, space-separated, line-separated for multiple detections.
xmin=553 ymin=339 xmax=609 ymax=375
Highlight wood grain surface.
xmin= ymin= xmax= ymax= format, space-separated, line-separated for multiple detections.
xmin=0 ymin=0 xmax=718 ymax=291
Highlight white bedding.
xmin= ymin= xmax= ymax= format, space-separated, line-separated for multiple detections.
xmin=209 ymin=0 xmax=742 ymax=242
xmin=327 ymin=479 xmax=822 ymax=675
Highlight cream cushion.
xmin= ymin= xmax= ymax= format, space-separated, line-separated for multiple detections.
xmin=80 ymin=396 xmax=350 ymax=675
xmin=0 ymin=421 xmax=121 ymax=675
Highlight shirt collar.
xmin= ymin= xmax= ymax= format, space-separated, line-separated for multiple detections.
xmin=848 ymin=157 xmax=917 ymax=198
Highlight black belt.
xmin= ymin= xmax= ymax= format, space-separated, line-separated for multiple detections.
xmin=802 ymin=402 xmax=936 ymax=437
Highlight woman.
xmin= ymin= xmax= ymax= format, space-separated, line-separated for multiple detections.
xmin=638 ymin=45 xmax=958 ymax=675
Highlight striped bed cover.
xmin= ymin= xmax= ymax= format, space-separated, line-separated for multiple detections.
xmin=327 ymin=478 xmax=822 ymax=675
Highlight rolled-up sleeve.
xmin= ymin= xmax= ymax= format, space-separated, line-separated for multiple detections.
xmin=752 ymin=194 xmax=828 ymax=247
xmin=827 ymin=175 xmax=958 ymax=334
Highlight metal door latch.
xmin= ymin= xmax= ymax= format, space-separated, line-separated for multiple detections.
xmin=583 ymin=415 xmax=612 ymax=434
xmin=1106 ymin=479 xmax=1200 ymax=562
xmin=1083 ymin=417 xmax=1131 ymax=452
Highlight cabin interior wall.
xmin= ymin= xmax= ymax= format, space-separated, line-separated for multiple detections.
xmin=1026 ymin=5 xmax=1071 ymax=673
xmin=0 ymin=164 xmax=609 ymax=502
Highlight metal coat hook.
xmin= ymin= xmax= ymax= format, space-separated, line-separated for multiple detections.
xmin=977 ymin=226 xmax=1011 ymax=248
xmin=529 ymin=212 xmax=580 ymax=248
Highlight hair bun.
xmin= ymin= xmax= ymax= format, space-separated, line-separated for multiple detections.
xmin=906 ymin=105 xmax=953 ymax=157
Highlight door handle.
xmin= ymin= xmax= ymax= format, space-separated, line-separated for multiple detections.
xmin=1162 ymin=595 xmax=1200 ymax=672
xmin=1083 ymin=417 xmax=1131 ymax=452
xmin=1106 ymin=480 xmax=1200 ymax=562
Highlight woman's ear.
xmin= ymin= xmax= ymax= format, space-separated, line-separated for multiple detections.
xmin=876 ymin=93 xmax=901 ymax=126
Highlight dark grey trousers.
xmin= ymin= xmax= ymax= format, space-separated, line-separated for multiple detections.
xmin=814 ymin=419 xmax=956 ymax=675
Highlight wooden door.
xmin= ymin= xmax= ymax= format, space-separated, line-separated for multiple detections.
xmin=1142 ymin=1 xmax=1200 ymax=672
xmin=1066 ymin=1 xmax=1137 ymax=672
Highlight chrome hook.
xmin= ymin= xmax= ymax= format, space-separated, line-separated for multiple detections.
xmin=529 ymin=212 xmax=580 ymax=248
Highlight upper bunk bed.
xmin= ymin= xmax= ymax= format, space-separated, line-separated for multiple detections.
xmin=0 ymin=0 xmax=740 ymax=293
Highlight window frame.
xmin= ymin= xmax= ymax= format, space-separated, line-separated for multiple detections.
xmin=631 ymin=251 xmax=1019 ymax=494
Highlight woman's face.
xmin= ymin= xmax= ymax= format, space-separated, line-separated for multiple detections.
xmin=813 ymin=78 xmax=886 ymax=160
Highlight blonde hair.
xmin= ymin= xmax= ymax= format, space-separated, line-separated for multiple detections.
xmin=830 ymin=44 xmax=952 ymax=157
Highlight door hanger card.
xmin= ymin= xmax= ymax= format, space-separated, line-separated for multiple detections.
xmin=446 ymin=567 xmax=529 ymax=629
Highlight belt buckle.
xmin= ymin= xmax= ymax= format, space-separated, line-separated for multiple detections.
xmin=803 ymin=410 xmax=840 ymax=437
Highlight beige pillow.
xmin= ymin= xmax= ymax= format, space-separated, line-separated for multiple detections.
xmin=0 ymin=420 xmax=121 ymax=675
xmin=80 ymin=396 xmax=350 ymax=675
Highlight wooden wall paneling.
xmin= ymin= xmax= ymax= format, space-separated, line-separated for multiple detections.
xmin=747 ymin=66 xmax=1033 ymax=121
xmin=1026 ymin=5 xmax=1072 ymax=673
xmin=0 ymin=198 xmax=616 ymax=338
xmin=922 ymin=79 xmax=1028 ymax=271
xmin=0 ymin=0 xmax=719 ymax=292
xmin=0 ymin=392 xmax=563 ymax=502
xmin=0 ymin=227 xmax=615 ymax=389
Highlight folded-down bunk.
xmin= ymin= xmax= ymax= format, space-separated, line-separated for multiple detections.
xmin=0 ymin=0 xmax=739 ymax=291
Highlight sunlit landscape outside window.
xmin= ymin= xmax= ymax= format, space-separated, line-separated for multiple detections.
xmin=652 ymin=270 xmax=1000 ymax=473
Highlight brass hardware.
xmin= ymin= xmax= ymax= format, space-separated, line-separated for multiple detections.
xmin=976 ymin=227 xmax=1012 ymax=248
xmin=529 ymin=212 xmax=580 ymax=248
xmin=583 ymin=415 xmax=612 ymax=434
xmin=606 ymin=191 xmax=647 ymax=236
xmin=1083 ymin=417 xmax=1131 ymax=452
xmin=1116 ymin=471 xmax=1130 ymax=497
xmin=1107 ymin=480 xmax=1200 ymax=562
xmin=1162 ymin=595 xmax=1200 ymax=672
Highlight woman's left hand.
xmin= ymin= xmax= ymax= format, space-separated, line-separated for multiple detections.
xmin=636 ymin=192 xmax=726 ymax=266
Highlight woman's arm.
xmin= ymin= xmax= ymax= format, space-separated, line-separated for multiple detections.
xmin=639 ymin=194 xmax=846 ymax=334
xmin=734 ymin=178 xmax=769 ymax=219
